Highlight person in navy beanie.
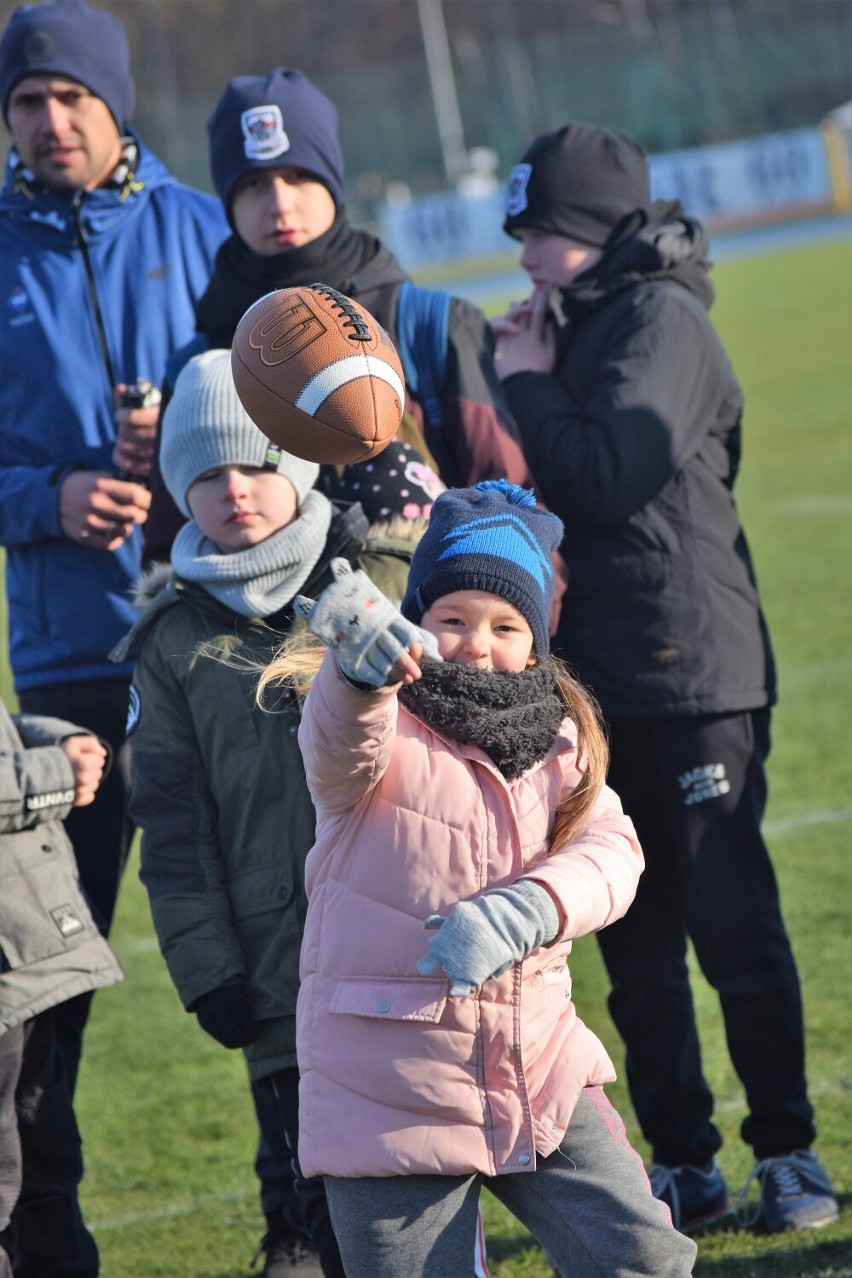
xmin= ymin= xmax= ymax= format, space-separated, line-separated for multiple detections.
xmin=0 ymin=0 xmax=134 ymax=129
xmin=140 ymin=64 xmax=534 ymax=572
xmin=0 ymin=2 xmax=227 ymax=1272
xmin=207 ymin=67 xmax=345 ymax=224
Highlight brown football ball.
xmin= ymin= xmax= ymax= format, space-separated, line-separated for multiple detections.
xmin=230 ymin=283 xmax=406 ymax=465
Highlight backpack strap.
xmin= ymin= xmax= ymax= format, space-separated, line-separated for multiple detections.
xmin=394 ymin=281 xmax=451 ymax=433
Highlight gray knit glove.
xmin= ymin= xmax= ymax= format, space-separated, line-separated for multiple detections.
xmin=294 ymin=558 xmax=441 ymax=687
xmin=416 ymin=879 xmax=560 ymax=997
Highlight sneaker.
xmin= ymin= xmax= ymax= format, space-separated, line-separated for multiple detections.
xmin=737 ymin=1149 xmax=839 ymax=1233
xmin=649 ymin=1158 xmax=732 ymax=1233
xmin=251 ymin=1216 xmax=324 ymax=1277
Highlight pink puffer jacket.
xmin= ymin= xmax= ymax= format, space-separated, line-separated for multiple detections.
xmin=296 ymin=653 xmax=643 ymax=1180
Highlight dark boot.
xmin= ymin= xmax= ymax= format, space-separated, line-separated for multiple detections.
xmin=252 ymin=1211 xmax=324 ymax=1277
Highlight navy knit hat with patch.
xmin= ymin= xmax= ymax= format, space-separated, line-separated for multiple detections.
xmin=401 ymin=480 xmax=563 ymax=659
xmin=207 ymin=67 xmax=345 ymax=218
xmin=503 ymin=121 xmax=649 ymax=248
xmin=0 ymin=0 xmax=134 ymax=129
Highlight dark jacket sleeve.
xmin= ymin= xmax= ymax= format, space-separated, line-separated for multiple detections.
xmin=128 ymin=635 xmax=246 ymax=1009
xmin=435 ymin=297 xmax=537 ymax=490
xmin=503 ymin=286 xmax=730 ymax=526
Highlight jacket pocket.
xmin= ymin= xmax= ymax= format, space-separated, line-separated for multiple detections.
xmin=0 ymin=862 xmax=96 ymax=969
xmin=329 ymin=976 xmax=448 ymax=1023
xmin=230 ymin=865 xmax=295 ymax=919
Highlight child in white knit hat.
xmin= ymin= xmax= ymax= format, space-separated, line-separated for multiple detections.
xmin=112 ymin=347 xmax=414 ymax=1276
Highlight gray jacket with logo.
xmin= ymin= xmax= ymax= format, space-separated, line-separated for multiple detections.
xmin=0 ymin=700 xmax=124 ymax=1035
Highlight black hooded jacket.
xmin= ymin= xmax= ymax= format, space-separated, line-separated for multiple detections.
xmin=503 ymin=211 xmax=776 ymax=720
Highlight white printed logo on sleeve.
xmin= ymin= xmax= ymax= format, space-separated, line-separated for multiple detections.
xmin=506 ymin=163 xmax=532 ymax=217
xmin=125 ymin=685 xmax=141 ymax=737
xmin=241 ymin=104 xmax=291 ymax=161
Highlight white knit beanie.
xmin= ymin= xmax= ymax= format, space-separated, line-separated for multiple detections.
xmin=160 ymin=349 xmax=320 ymax=517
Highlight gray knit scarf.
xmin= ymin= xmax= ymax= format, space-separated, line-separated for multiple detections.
xmin=399 ymin=661 xmax=565 ymax=780
xmin=171 ymin=490 xmax=332 ymax=618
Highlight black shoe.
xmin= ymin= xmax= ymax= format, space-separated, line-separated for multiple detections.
xmin=252 ymin=1216 xmax=324 ymax=1277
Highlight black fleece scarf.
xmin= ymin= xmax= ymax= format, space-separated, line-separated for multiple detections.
xmin=194 ymin=215 xmax=387 ymax=347
xmin=399 ymin=661 xmax=565 ymax=780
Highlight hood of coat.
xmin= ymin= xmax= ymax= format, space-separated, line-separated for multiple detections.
xmin=131 ymin=559 xmax=175 ymax=611
xmin=559 ymin=202 xmax=715 ymax=319
xmin=194 ymin=214 xmax=407 ymax=348
xmin=0 ymin=130 xmax=176 ymax=238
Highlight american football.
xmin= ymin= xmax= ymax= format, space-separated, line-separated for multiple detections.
xmin=230 ymin=284 xmax=406 ymax=465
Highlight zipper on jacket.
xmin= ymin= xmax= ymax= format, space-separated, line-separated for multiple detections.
xmin=72 ymin=191 xmax=118 ymax=392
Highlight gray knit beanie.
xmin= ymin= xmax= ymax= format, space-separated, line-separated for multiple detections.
xmin=160 ymin=349 xmax=319 ymax=517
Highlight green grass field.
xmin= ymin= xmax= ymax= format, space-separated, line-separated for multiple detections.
xmin=2 ymin=238 xmax=851 ymax=1276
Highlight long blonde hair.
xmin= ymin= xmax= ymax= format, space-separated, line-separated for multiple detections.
xmin=257 ymin=631 xmax=608 ymax=854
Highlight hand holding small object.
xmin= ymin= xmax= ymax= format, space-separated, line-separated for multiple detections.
xmin=59 ymin=470 xmax=151 ymax=550
xmin=294 ymin=558 xmax=442 ymax=687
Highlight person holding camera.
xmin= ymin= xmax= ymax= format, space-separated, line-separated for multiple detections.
xmin=0 ymin=5 xmax=227 ymax=1271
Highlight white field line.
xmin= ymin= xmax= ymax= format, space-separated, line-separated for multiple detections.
xmin=763 ymin=807 xmax=852 ymax=836
xmin=91 ymin=1189 xmax=255 ymax=1231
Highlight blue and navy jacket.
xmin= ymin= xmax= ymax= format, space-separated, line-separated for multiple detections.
xmin=0 ymin=134 xmax=228 ymax=692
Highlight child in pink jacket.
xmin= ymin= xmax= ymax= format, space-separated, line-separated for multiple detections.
xmin=262 ymin=479 xmax=696 ymax=1277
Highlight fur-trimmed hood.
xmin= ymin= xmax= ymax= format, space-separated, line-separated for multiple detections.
xmin=110 ymin=505 xmax=427 ymax=666
xmin=131 ymin=559 xmax=174 ymax=610
xmin=129 ymin=513 xmax=426 ymax=611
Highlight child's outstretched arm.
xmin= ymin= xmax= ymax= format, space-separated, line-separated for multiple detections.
xmin=294 ymin=558 xmax=441 ymax=687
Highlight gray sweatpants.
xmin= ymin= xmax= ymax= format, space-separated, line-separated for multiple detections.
xmin=324 ymin=1087 xmax=697 ymax=1277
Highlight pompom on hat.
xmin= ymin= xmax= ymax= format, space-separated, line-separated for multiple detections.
xmin=503 ymin=121 xmax=650 ymax=249
xmin=401 ymin=480 xmax=563 ymax=660
xmin=207 ymin=67 xmax=344 ymax=218
xmin=0 ymin=0 xmax=134 ymax=129
xmin=160 ymin=349 xmax=319 ymax=518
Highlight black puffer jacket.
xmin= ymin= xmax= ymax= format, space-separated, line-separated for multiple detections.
xmin=503 ymin=215 xmax=776 ymax=720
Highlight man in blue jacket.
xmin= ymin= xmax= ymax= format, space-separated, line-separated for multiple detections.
xmin=0 ymin=3 xmax=227 ymax=1271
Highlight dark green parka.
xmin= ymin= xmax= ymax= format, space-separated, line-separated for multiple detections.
xmin=115 ymin=504 xmax=416 ymax=1080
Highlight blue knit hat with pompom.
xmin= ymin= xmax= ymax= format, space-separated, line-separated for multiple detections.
xmin=401 ymin=480 xmax=563 ymax=659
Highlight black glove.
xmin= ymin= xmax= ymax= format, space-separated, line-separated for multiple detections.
xmin=193 ymin=979 xmax=259 ymax=1049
